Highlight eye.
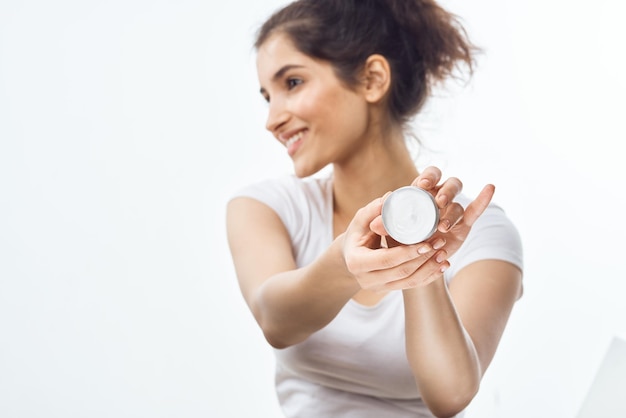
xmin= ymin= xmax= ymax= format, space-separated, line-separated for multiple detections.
xmin=287 ymin=77 xmax=303 ymax=90
xmin=259 ymin=88 xmax=270 ymax=103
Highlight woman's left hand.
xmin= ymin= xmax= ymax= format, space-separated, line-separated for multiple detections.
xmin=371 ymin=166 xmax=495 ymax=263
xmin=343 ymin=167 xmax=494 ymax=291
xmin=418 ymin=166 xmax=494 ymax=256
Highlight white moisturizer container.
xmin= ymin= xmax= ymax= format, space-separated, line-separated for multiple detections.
xmin=381 ymin=186 xmax=440 ymax=245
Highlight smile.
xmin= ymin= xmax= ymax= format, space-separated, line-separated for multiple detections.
xmin=285 ymin=131 xmax=305 ymax=148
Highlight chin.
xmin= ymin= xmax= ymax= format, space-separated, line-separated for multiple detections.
xmin=293 ymin=162 xmax=325 ymax=179
xmin=293 ymin=168 xmax=314 ymax=178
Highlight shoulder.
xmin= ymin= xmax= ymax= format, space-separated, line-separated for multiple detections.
xmin=230 ymin=174 xmax=332 ymax=212
xmin=229 ymin=174 xmax=333 ymax=239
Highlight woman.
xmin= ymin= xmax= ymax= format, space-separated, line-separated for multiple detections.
xmin=226 ymin=0 xmax=523 ymax=417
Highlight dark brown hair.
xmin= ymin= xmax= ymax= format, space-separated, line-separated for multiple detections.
xmin=255 ymin=0 xmax=477 ymax=125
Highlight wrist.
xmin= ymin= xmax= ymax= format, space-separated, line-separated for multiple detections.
xmin=330 ymin=232 xmax=361 ymax=293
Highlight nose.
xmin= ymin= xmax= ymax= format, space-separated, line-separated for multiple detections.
xmin=265 ymin=97 xmax=290 ymax=134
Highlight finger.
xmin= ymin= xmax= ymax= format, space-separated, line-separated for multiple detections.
xmin=369 ymin=216 xmax=408 ymax=243
xmin=367 ymin=191 xmax=393 ymax=236
xmin=359 ymin=249 xmax=440 ymax=290
xmin=347 ymin=244 xmax=434 ymax=289
xmin=349 ymin=196 xmax=385 ymax=236
xmin=438 ymin=201 xmax=464 ymax=233
xmin=383 ymin=250 xmax=449 ymax=290
xmin=412 ymin=166 xmax=442 ymax=191
xmin=369 ymin=214 xmax=386 ymax=237
xmin=434 ymin=177 xmax=463 ymax=209
xmin=349 ymin=241 xmax=433 ymax=274
xmin=426 ymin=235 xmax=446 ymax=251
xmin=462 ymin=184 xmax=495 ymax=227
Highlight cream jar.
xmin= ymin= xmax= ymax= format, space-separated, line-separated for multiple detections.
xmin=381 ymin=186 xmax=440 ymax=245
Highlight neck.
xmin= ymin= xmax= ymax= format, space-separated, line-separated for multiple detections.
xmin=331 ymin=125 xmax=419 ymax=226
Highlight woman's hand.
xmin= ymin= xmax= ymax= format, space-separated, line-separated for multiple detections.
xmin=342 ymin=191 xmax=449 ymax=292
xmin=348 ymin=167 xmax=495 ymax=291
xmin=409 ymin=166 xmax=495 ymax=257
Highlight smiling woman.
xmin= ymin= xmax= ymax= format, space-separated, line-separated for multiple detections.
xmin=257 ymin=35 xmax=372 ymax=176
xmin=4 ymin=0 xmax=625 ymax=417
xmin=226 ymin=1 xmax=523 ymax=417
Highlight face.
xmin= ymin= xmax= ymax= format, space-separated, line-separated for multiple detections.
xmin=256 ymin=33 xmax=371 ymax=178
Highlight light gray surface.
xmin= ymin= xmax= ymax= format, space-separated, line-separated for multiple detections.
xmin=577 ymin=337 xmax=626 ymax=418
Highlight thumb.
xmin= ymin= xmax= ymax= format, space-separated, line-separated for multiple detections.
xmin=367 ymin=191 xmax=393 ymax=236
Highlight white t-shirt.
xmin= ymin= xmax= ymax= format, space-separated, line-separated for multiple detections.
xmin=233 ymin=174 xmax=523 ymax=418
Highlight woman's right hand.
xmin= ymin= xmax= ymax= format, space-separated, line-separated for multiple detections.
xmin=342 ymin=196 xmax=449 ymax=292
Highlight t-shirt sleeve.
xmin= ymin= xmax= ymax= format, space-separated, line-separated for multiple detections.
xmin=229 ymin=176 xmax=310 ymax=247
xmin=445 ymin=202 xmax=524 ymax=281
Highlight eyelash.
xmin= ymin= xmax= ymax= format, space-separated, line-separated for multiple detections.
xmin=286 ymin=77 xmax=303 ymax=90
xmin=262 ymin=77 xmax=303 ymax=103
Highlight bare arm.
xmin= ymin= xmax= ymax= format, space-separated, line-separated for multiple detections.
xmin=226 ymin=196 xmax=360 ymax=348
xmin=402 ymin=261 xmax=522 ymax=417
xmin=362 ymin=167 xmax=523 ymax=416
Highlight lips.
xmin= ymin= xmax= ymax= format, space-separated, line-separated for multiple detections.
xmin=279 ymin=129 xmax=307 ymax=156
xmin=285 ymin=131 xmax=304 ymax=148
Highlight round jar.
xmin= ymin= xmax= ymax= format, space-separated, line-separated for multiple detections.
xmin=381 ymin=186 xmax=440 ymax=245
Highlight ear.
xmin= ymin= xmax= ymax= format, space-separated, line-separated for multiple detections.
xmin=360 ymin=54 xmax=391 ymax=103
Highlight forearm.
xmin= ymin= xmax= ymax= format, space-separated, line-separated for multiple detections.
xmin=254 ymin=234 xmax=360 ymax=348
xmin=402 ymin=278 xmax=481 ymax=417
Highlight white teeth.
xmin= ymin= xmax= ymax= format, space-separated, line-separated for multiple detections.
xmin=285 ymin=131 xmax=304 ymax=148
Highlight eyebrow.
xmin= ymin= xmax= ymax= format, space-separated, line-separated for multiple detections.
xmin=259 ymin=64 xmax=305 ymax=96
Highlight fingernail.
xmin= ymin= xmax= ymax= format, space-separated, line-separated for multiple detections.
xmin=440 ymin=264 xmax=449 ymax=273
xmin=436 ymin=251 xmax=447 ymax=263
xmin=418 ymin=245 xmax=431 ymax=254
xmin=433 ymin=239 xmax=445 ymax=250
xmin=437 ymin=195 xmax=448 ymax=207
xmin=419 ymin=179 xmax=431 ymax=188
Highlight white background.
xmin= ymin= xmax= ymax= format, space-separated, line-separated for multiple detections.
xmin=1 ymin=0 xmax=625 ymax=417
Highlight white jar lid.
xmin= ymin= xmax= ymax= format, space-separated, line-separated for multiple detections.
xmin=381 ymin=186 xmax=439 ymax=245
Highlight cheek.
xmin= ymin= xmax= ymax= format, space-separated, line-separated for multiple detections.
xmin=294 ymin=99 xmax=320 ymax=122
xmin=333 ymin=95 xmax=370 ymax=138
xmin=294 ymin=86 xmax=333 ymax=121
xmin=303 ymin=87 xmax=367 ymax=132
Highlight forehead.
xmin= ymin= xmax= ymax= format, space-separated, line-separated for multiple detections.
xmin=256 ymin=33 xmax=312 ymax=79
